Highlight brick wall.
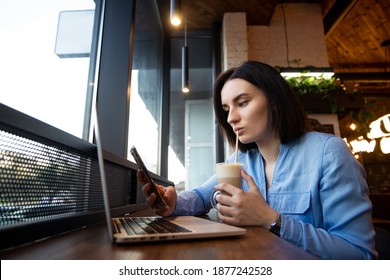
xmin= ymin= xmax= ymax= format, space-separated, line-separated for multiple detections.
xmin=222 ymin=3 xmax=330 ymax=69
xmin=221 ymin=13 xmax=248 ymax=71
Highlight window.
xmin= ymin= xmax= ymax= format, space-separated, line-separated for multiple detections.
xmin=0 ymin=0 xmax=95 ymax=139
xmin=127 ymin=0 xmax=164 ymax=174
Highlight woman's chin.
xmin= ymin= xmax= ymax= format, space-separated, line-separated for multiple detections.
xmin=239 ymin=137 xmax=252 ymax=145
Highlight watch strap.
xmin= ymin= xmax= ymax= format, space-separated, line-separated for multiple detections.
xmin=268 ymin=213 xmax=282 ymax=237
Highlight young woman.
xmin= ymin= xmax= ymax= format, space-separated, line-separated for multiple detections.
xmin=138 ymin=60 xmax=377 ymax=259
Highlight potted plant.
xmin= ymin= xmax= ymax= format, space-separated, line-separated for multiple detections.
xmin=285 ymin=74 xmax=365 ymax=114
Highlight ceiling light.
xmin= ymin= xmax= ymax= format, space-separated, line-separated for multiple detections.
xmin=280 ymin=67 xmax=334 ymax=79
xmin=170 ymin=0 xmax=182 ymax=26
xmin=182 ymin=46 xmax=189 ymax=93
xmin=181 ymin=0 xmax=189 ymax=93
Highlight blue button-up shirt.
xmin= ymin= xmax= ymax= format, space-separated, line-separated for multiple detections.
xmin=173 ymin=131 xmax=377 ymax=259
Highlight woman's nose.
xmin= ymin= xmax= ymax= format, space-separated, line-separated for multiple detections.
xmin=227 ymin=108 xmax=239 ymax=125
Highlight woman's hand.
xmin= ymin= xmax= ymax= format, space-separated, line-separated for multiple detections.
xmin=214 ymin=169 xmax=278 ymax=227
xmin=137 ymin=170 xmax=177 ymax=216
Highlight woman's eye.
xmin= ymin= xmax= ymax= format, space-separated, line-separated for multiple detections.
xmin=238 ymin=101 xmax=248 ymax=107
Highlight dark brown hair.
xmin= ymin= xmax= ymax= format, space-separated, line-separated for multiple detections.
xmin=213 ymin=60 xmax=311 ymax=152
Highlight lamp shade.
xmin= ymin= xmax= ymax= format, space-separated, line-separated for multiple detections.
xmin=170 ymin=0 xmax=181 ymax=26
xmin=182 ymin=46 xmax=189 ymax=93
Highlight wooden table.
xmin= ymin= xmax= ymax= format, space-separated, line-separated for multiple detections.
xmin=0 ymin=209 xmax=317 ymax=260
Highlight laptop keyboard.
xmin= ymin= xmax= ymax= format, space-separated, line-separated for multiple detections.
xmin=114 ymin=217 xmax=192 ymax=235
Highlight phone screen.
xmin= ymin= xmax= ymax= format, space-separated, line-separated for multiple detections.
xmin=130 ymin=146 xmax=167 ymax=209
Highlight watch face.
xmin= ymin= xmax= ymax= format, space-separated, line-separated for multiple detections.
xmin=270 ymin=225 xmax=280 ymax=236
xmin=269 ymin=215 xmax=281 ymax=236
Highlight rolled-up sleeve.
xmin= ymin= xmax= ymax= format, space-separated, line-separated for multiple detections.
xmin=282 ymin=136 xmax=377 ymax=259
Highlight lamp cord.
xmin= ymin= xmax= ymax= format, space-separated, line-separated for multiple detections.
xmin=281 ymin=3 xmax=291 ymax=67
xmin=184 ymin=0 xmax=187 ymax=47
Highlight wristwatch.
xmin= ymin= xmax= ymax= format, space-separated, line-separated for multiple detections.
xmin=268 ymin=213 xmax=282 ymax=237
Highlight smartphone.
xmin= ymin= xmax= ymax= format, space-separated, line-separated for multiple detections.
xmin=130 ymin=146 xmax=167 ymax=209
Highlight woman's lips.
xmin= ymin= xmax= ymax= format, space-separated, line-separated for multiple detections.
xmin=235 ymin=128 xmax=244 ymax=136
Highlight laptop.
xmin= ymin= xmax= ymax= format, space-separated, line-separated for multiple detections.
xmin=92 ymin=108 xmax=246 ymax=244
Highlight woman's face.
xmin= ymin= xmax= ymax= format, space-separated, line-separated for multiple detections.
xmin=221 ymin=78 xmax=272 ymax=145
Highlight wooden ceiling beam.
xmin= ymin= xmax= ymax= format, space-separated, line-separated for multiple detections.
xmin=323 ymin=0 xmax=359 ymax=38
xmin=335 ymin=72 xmax=390 ymax=83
